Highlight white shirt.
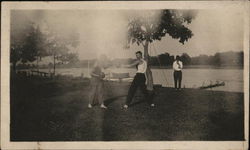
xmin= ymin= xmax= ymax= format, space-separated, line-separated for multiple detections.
xmin=173 ymin=60 xmax=183 ymax=71
xmin=137 ymin=59 xmax=147 ymax=73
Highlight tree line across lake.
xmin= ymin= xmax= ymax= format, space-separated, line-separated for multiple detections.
xmin=15 ymin=51 xmax=243 ymax=70
xmin=149 ymin=51 xmax=243 ymax=67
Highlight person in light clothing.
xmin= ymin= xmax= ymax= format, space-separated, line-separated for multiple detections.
xmin=88 ymin=60 xmax=107 ymax=109
xmin=123 ymin=51 xmax=155 ymax=109
xmin=173 ymin=55 xmax=183 ymax=90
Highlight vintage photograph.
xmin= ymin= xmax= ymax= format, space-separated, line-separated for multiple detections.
xmin=1 ymin=1 xmax=249 ymax=150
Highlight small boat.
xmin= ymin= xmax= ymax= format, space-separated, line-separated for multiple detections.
xmin=199 ymin=81 xmax=225 ymax=89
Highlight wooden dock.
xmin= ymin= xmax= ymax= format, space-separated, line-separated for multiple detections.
xmin=17 ymin=70 xmax=54 ymax=78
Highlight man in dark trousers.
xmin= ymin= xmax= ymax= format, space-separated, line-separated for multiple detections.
xmin=172 ymin=55 xmax=183 ymax=90
xmin=123 ymin=51 xmax=155 ymax=109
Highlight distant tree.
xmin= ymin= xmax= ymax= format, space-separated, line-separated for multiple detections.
xmin=213 ymin=53 xmax=221 ymax=66
xmin=44 ymin=27 xmax=80 ymax=74
xmin=238 ymin=51 xmax=244 ymax=66
xmin=158 ymin=53 xmax=170 ymax=66
xmin=10 ymin=22 xmax=48 ymax=72
xmin=127 ymin=10 xmax=196 ymax=90
xmin=57 ymin=52 xmax=79 ymax=65
xmin=189 ymin=51 xmax=243 ymax=66
xmin=23 ymin=24 xmax=49 ymax=70
xmin=169 ymin=55 xmax=175 ymax=64
xmin=191 ymin=54 xmax=209 ymax=65
xmin=148 ymin=56 xmax=159 ymax=66
xmin=220 ymin=51 xmax=244 ymax=66
xmin=180 ymin=53 xmax=191 ymax=65
xmin=10 ymin=20 xmax=29 ymax=72
xmin=10 ymin=43 xmax=23 ymax=72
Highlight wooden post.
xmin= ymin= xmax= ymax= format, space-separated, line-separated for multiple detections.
xmin=53 ymin=54 xmax=56 ymax=75
xmin=87 ymin=60 xmax=90 ymax=78
xmin=37 ymin=56 xmax=39 ymax=72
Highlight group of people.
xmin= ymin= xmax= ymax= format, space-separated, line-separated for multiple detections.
xmin=88 ymin=51 xmax=183 ymax=109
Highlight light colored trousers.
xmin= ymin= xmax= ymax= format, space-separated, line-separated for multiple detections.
xmin=89 ymin=77 xmax=104 ymax=105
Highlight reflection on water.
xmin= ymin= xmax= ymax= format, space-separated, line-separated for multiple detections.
xmin=37 ymin=67 xmax=243 ymax=93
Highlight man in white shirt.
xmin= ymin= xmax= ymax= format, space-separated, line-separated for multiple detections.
xmin=172 ymin=55 xmax=183 ymax=90
xmin=123 ymin=51 xmax=155 ymax=109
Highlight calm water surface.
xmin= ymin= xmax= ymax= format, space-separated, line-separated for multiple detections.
xmin=37 ymin=67 xmax=243 ymax=93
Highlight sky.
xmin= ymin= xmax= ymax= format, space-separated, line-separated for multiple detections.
xmin=11 ymin=8 xmax=244 ymax=61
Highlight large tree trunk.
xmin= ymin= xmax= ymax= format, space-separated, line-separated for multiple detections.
xmin=143 ymin=41 xmax=154 ymax=91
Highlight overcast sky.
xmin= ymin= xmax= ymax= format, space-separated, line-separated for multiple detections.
xmin=12 ymin=8 xmax=244 ymax=60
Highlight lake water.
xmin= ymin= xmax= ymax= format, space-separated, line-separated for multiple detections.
xmin=37 ymin=67 xmax=243 ymax=93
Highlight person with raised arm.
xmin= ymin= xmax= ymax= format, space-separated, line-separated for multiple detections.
xmin=123 ymin=51 xmax=155 ymax=109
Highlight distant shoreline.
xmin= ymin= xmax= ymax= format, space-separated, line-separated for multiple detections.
xmin=17 ymin=65 xmax=244 ymax=70
xmin=150 ymin=65 xmax=243 ymax=70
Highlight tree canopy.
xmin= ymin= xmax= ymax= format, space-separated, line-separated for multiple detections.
xmin=11 ymin=22 xmax=48 ymax=66
xmin=127 ymin=10 xmax=196 ymax=47
xmin=10 ymin=19 xmax=80 ymax=72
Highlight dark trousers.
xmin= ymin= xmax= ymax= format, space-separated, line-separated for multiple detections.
xmin=174 ymin=71 xmax=182 ymax=89
xmin=126 ymin=73 xmax=153 ymax=105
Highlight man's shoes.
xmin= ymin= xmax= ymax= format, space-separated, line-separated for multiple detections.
xmin=100 ymin=104 xmax=107 ymax=109
xmin=88 ymin=104 xmax=92 ymax=108
xmin=123 ymin=104 xmax=128 ymax=109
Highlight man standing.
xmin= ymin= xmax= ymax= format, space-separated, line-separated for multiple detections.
xmin=123 ymin=51 xmax=155 ymax=109
xmin=173 ymin=55 xmax=183 ymax=90
xmin=88 ymin=60 xmax=107 ymax=109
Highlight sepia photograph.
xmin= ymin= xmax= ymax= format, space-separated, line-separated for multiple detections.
xmin=1 ymin=1 xmax=249 ymax=150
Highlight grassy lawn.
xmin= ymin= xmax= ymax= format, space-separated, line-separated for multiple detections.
xmin=10 ymin=76 xmax=244 ymax=141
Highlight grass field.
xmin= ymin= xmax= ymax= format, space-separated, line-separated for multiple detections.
xmin=10 ymin=76 xmax=244 ymax=141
